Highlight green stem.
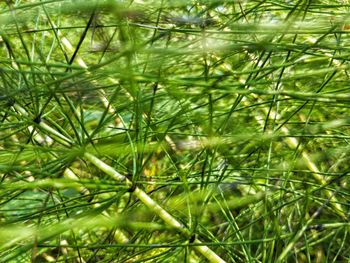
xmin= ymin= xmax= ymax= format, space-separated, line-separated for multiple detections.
xmin=83 ymin=152 xmax=226 ymax=263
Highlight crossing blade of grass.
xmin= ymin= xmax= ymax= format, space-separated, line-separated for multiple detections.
xmin=84 ymin=152 xmax=226 ymax=263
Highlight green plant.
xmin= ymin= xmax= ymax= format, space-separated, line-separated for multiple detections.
xmin=1 ymin=1 xmax=350 ymax=262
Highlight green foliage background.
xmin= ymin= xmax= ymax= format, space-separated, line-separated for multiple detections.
xmin=0 ymin=0 xmax=350 ymax=262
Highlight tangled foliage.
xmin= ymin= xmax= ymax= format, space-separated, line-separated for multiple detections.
xmin=0 ymin=1 xmax=350 ymax=262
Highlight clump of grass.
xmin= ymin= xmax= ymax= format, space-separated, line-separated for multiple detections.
xmin=0 ymin=1 xmax=350 ymax=262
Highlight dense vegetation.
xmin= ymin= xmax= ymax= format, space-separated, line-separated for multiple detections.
xmin=1 ymin=0 xmax=350 ymax=262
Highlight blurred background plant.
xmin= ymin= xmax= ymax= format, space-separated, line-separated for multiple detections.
xmin=0 ymin=0 xmax=350 ymax=262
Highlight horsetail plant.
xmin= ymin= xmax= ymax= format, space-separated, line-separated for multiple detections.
xmin=1 ymin=1 xmax=350 ymax=262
